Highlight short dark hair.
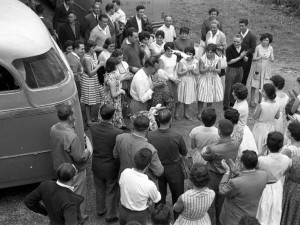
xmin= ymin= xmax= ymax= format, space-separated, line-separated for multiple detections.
xmin=151 ymin=204 xmax=171 ymax=225
xmin=164 ymin=42 xmax=174 ymax=51
xmin=260 ymin=33 xmax=273 ymax=44
xmin=134 ymin=148 xmax=152 ymax=170
xmin=100 ymin=104 xmax=115 ymax=120
xmin=67 ymin=10 xmax=76 ymax=16
xmin=208 ymin=8 xmax=219 ymax=15
xmin=35 ymin=4 xmax=44 ymax=15
xmin=179 ymin=26 xmax=189 ymax=34
xmin=270 ymin=75 xmax=285 ymax=90
xmin=239 ymin=215 xmax=261 ymax=225
xmin=98 ymin=13 xmax=108 ymax=21
xmin=184 ymin=46 xmax=195 ymax=56
xmin=240 ymin=150 xmax=258 ymax=169
xmin=111 ymin=49 xmax=123 ymax=57
xmin=63 ymin=40 xmax=73 ymax=51
xmin=133 ymin=115 xmax=150 ymax=131
xmin=106 ymin=57 xmax=119 ymax=73
xmin=57 ymin=105 xmax=73 ymax=121
xmin=206 ymin=44 xmax=217 ymax=53
xmin=105 ymin=3 xmax=114 ymax=12
xmin=263 ymin=83 xmax=276 ymax=100
xmin=218 ymin=119 xmax=234 ymax=136
xmin=103 ymin=37 xmax=115 ymax=49
xmin=202 ymin=108 xmax=217 ymax=127
xmin=233 ymin=83 xmax=248 ymax=100
xmin=139 ymin=31 xmax=150 ymax=42
xmin=112 ymin=0 xmax=120 ymax=6
xmin=288 ymin=122 xmax=300 ymax=142
xmin=127 ymin=27 xmax=138 ymax=37
xmin=85 ymin=40 xmax=97 ymax=52
xmin=224 ymin=108 xmax=240 ymax=125
xmin=190 ymin=163 xmax=210 ymax=188
xmin=157 ymin=109 xmax=172 ymax=125
xmin=155 ymin=30 xmax=165 ymax=38
xmin=56 ymin=163 xmax=76 ymax=182
xmin=136 ymin=5 xmax=145 ymax=12
xmin=144 ymin=57 xmax=159 ymax=68
xmin=72 ymin=40 xmax=83 ymax=50
xmin=239 ymin=18 xmax=249 ymax=26
xmin=267 ymin=132 xmax=284 ymax=153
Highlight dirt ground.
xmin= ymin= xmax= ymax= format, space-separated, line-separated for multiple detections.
xmin=1 ymin=0 xmax=300 ymax=224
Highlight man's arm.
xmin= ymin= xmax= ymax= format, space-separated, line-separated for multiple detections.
xmin=201 ymin=146 xmax=217 ymax=161
xmin=148 ymin=182 xmax=161 ymax=203
xmin=179 ymin=135 xmax=188 ymax=157
xmin=69 ymin=136 xmax=90 ymax=162
xmin=63 ymin=203 xmax=81 ymax=225
xmin=247 ymin=33 xmax=257 ymax=55
xmin=219 ymin=176 xmax=239 ymax=198
xmin=113 ymin=135 xmax=120 ymax=158
xmin=24 ymin=184 xmax=48 ymax=216
xmin=135 ymin=80 xmax=153 ymax=103
xmin=81 ymin=17 xmax=89 ymax=37
xmin=149 ymin=150 xmax=164 ymax=177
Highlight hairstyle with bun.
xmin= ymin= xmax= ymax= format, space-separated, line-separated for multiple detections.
xmin=263 ymin=83 xmax=276 ymax=100
xmin=224 ymin=108 xmax=240 ymax=125
xmin=189 ymin=163 xmax=210 ymax=188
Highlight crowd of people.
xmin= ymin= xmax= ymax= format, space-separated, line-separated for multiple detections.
xmin=22 ymin=0 xmax=300 ymax=225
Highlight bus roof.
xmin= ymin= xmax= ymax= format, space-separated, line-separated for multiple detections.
xmin=0 ymin=0 xmax=53 ymax=63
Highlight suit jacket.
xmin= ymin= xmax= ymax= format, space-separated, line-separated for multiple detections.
xmin=106 ymin=13 xmax=116 ymax=40
xmin=81 ymin=12 xmax=98 ymax=44
xmin=53 ymin=3 xmax=73 ymax=31
xmin=24 ymin=180 xmax=84 ymax=225
xmin=41 ymin=18 xmax=55 ymax=36
xmin=125 ymin=16 xmax=151 ymax=35
xmin=219 ymin=170 xmax=268 ymax=225
xmin=59 ymin=22 xmax=81 ymax=47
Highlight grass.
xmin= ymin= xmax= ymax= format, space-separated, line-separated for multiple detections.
xmin=1 ymin=0 xmax=300 ymax=224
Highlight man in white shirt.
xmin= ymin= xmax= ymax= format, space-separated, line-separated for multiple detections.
xmin=157 ymin=15 xmax=176 ymax=42
xmin=129 ymin=57 xmax=163 ymax=115
xmin=119 ymin=148 xmax=161 ymax=225
xmin=112 ymin=0 xmax=126 ymax=24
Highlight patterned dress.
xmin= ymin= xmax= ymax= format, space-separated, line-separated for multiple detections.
xmin=80 ymin=53 xmax=103 ymax=105
xmin=197 ymin=54 xmax=223 ymax=103
xmin=177 ymin=58 xmax=197 ymax=104
xmin=281 ymin=156 xmax=300 ymax=225
xmin=174 ymin=188 xmax=215 ymax=225
xmin=98 ymin=71 xmax=123 ymax=128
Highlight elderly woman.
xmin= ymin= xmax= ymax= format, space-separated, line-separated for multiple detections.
xmin=174 ymin=26 xmax=195 ymax=62
xmin=198 ymin=8 xmax=223 ymax=58
xmin=97 ymin=37 xmax=115 ymax=67
xmin=149 ymin=30 xmax=165 ymax=58
xmin=173 ymin=163 xmax=215 ymax=225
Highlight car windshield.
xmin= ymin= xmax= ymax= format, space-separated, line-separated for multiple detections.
xmin=12 ymin=48 xmax=67 ymax=89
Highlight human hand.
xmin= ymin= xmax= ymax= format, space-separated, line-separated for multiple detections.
xmin=172 ymin=78 xmax=180 ymax=84
xmin=120 ymin=89 xmax=126 ymax=95
xmin=228 ymin=158 xmax=241 ymax=176
xmin=221 ymin=159 xmax=230 ymax=173
xmin=240 ymin=50 xmax=247 ymax=57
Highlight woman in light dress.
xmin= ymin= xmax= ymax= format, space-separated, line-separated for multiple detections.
xmin=173 ymin=163 xmax=215 ymax=225
xmin=252 ymin=83 xmax=280 ymax=154
xmin=81 ymin=40 xmax=102 ymax=126
xmin=139 ymin=31 xmax=151 ymax=60
xmin=149 ymin=30 xmax=165 ymax=58
xmin=97 ymin=37 xmax=115 ymax=67
xmin=232 ymin=83 xmax=258 ymax=154
xmin=197 ymin=44 xmax=223 ymax=120
xmin=269 ymin=75 xmax=289 ymax=133
xmin=249 ymin=33 xmax=275 ymax=107
xmin=281 ymin=121 xmax=300 ymax=158
xmin=177 ymin=46 xmax=198 ymax=120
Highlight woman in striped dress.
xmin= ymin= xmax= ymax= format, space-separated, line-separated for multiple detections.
xmin=174 ymin=163 xmax=215 ymax=225
xmin=197 ymin=44 xmax=223 ymax=120
xmin=81 ymin=40 xmax=102 ymax=126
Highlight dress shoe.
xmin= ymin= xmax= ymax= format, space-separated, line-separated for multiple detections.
xmin=106 ymin=217 xmax=119 ymax=223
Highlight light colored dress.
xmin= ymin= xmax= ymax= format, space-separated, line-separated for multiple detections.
xmin=252 ymin=101 xmax=280 ymax=154
xmin=174 ymin=188 xmax=215 ymax=225
xmin=233 ymin=100 xmax=258 ymax=155
xmin=97 ymin=49 xmax=111 ymax=67
xmin=98 ymin=71 xmax=123 ymax=128
xmin=197 ymin=54 xmax=223 ymax=103
xmin=80 ymin=53 xmax=102 ymax=105
xmin=249 ymin=44 xmax=274 ymax=89
xmin=274 ymin=94 xmax=289 ymax=133
xmin=159 ymin=54 xmax=178 ymax=102
xmin=149 ymin=41 xmax=165 ymax=56
xmin=178 ymin=58 xmax=197 ymax=104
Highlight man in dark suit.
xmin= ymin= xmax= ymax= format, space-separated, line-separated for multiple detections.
xmin=24 ymin=163 xmax=85 ymax=225
xmin=105 ymin=3 xmax=117 ymax=40
xmin=53 ymin=0 xmax=74 ymax=33
xmin=90 ymin=104 xmax=123 ymax=223
xmin=219 ymin=150 xmax=268 ymax=225
xmin=125 ymin=5 xmax=151 ymax=35
xmin=59 ymin=11 xmax=81 ymax=48
xmin=239 ymin=18 xmax=257 ymax=85
xmin=81 ymin=1 xmax=101 ymax=44
xmin=36 ymin=5 xmax=55 ymax=38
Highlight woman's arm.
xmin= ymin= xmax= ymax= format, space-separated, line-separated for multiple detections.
xmin=199 ymin=58 xmax=209 ymax=74
xmin=177 ymin=62 xmax=188 ymax=76
xmin=281 ymin=147 xmax=292 ymax=158
xmin=173 ymin=195 xmax=184 ymax=213
xmin=150 ymin=44 xmax=164 ymax=58
xmin=252 ymin=46 xmax=261 ymax=62
xmin=191 ymin=61 xmax=200 ymax=76
xmin=83 ymin=58 xmax=100 ymax=78
xmin=214 ymin=59 xmax=221 ymax=74
xmin=253 ymin=104 xmax=262 ymax=120
xmin=270 ymin=46 xmax=275 ymax=62
xmin=108 ymin=79 xmax=124 ymax=98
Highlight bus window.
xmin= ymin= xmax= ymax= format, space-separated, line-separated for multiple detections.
xmin=12 ymin=48 xmax=68 ymax=89
xmin=0 ymin=66 xmax=20 ymax=92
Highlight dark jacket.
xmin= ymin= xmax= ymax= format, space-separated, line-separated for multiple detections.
xmin=125 ymin=16 xmax=151 ymax=35
xmin=53 ymin=3 xmax=73 ymax=31
xmin=240 ymin=30 xmax=257 ymax=59
xmin=24 ymin=180 xmax=84 ymax=225
xmin=106 ymin=13 xmax=116 ymax=40
xmin=81 ymin=12 xmax=98 ymax=44
xmin=59 ymin=21 xmax=81 ymax=47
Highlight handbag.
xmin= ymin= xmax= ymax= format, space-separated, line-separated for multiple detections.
xmin=180 ymin=155 xmax=193 ymax=179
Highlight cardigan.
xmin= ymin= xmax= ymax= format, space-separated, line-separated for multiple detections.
xmin=225 ymin=44 xmax=247 ymax=68
xmin=89 ymin=25 xmax=111 ymax=51
xmin=240 ymin=30 xmax=257 ymax=58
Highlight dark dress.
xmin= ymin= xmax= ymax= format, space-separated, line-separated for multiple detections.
xmin=281 ymin=156 xmax=300 ymax=225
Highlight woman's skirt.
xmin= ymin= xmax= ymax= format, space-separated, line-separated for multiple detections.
xmin=239 ymin=125 xmax=258 ymax=156
xmin=249 ymin=61 xmax=271 ymax=89
xmin=80 ymin=74 xmax=102 ymax=105
xmin=274 ymin=112 xmax=284 ymax=133
xmin=178 ymin=75 xmax=197 ymax=104
xmin=197 ymin=74 xmax=223 ymax=103
xmin=252 ymin=121 xmax=275 ymax=154
xmin=256 ymin=180 xmax=283 ymax=225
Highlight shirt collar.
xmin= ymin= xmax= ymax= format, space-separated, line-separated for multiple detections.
xmin=71 ymin=52 xmax=80 ymax=59
xmin=98 ymin=24 xmax=107 ymax=31
xmin=136 ymin=15 xmax=141 ymax=21
xmin=241 ymin=29 xmax=249 ymax=38
xmin=92 ymin=12 xmax=98 ymax=19
xmin=56 ymin=180 xmax=75 ymax=192
xmin=132 ymin=133 xmax=148 ymax=141
xmin=243 ymin=169 xmax=255 ymax=173
xmin=163 ymin=24 xmax=172 ymax=29
xmin=126 ymin=38 xmax=132 ymax=45
xmin=64 ymin=2 xmax=69 ymax=11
